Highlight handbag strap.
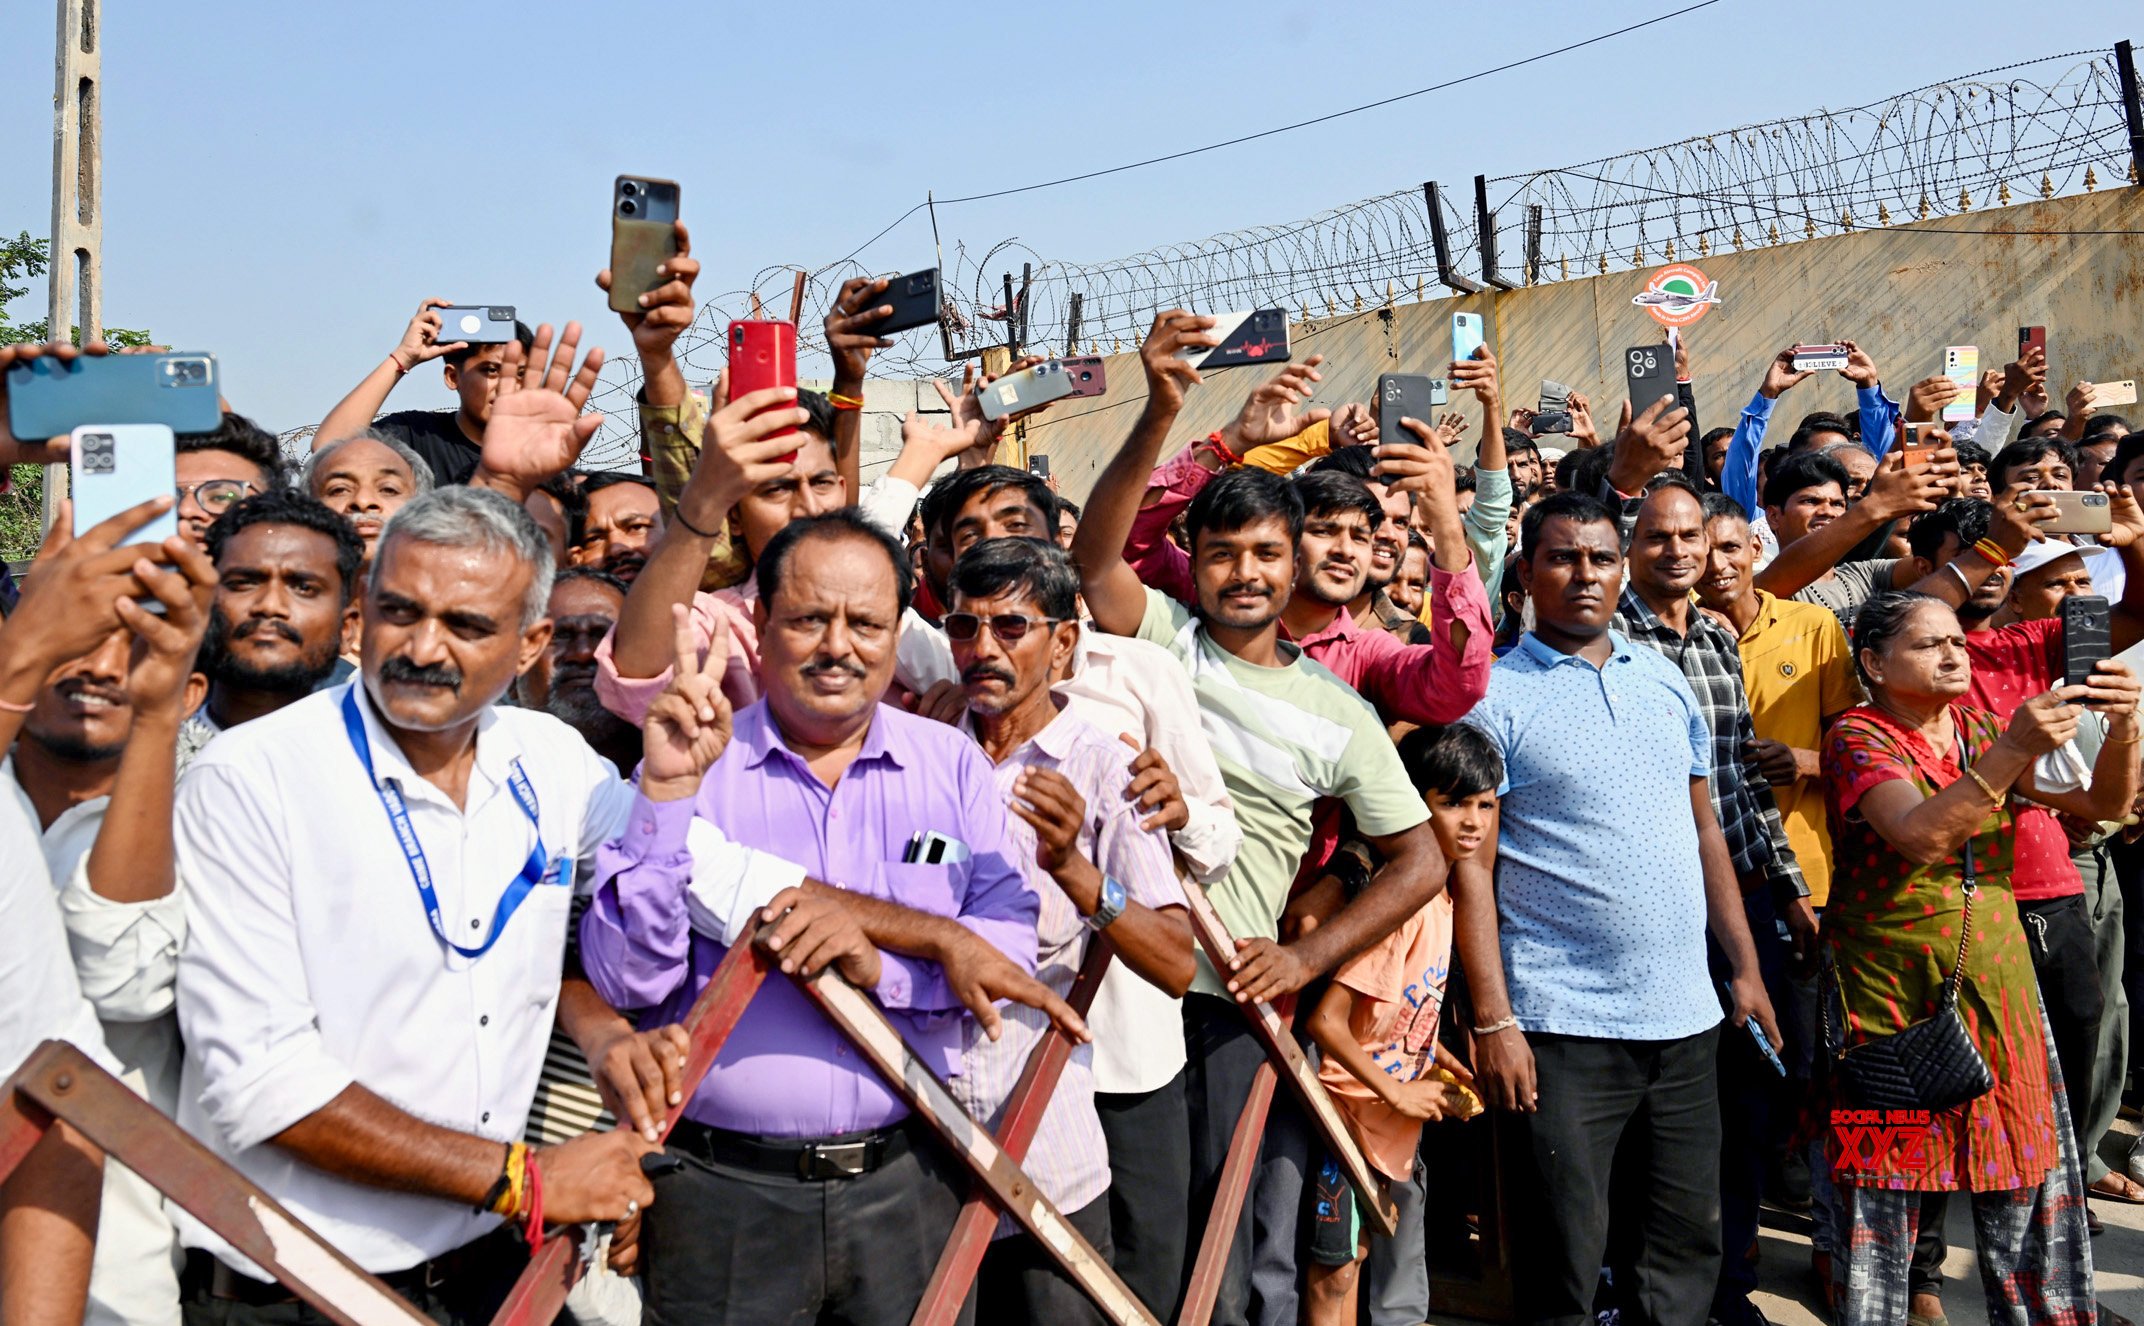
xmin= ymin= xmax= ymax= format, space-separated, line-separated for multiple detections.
xmin=1938 ymin=840 xmax=1978 ymax=1010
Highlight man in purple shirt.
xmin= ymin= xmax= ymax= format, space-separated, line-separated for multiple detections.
xmin=580 ymin=508 xmax=1078 ymax=1326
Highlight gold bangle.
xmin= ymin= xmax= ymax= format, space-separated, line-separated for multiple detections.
xmin=2103 ymin=730 xmax=2142 ymax=746
xmin=828 ymin=391 xmax=865 ymax=411
xmin=1961 ymin=764 xmax=2004 ymax=805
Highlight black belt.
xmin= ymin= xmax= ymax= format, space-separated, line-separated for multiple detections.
xmin=183 ymin=1225 xmax=523 ymax=1306
xmin=669 ymin=1117 xmax=913 ymax=1180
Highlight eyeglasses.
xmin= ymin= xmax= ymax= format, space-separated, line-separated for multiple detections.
xmin=942 ymin=612 xmax=1062 ymax=644
xmin=179 ymin=479 xmax=257 ymax=515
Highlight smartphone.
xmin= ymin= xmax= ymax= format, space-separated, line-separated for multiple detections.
xmin=1183 ymin=309 xmax=1290 ymax=370
xmin=903 ymin=829 xmax=971 ymax=865
xmin=863 ymin=267 xmax=939 ymax=337
xmin=2061 ymin=594 xmax=2112 ymax=688
xmin=1625 ymin=344 xmax=1681 ymax=419
xmin=1941 ymin=346 xmax=1979 ymax=423
xmin=1376 ymin=374 xmax=1443 ymax=449
xmin=8 ymin=352 xmax=221 ymax=441
xmin=1028 ymin=454 xmax=1050 ymax=479
xmin=1721 ymin=983 xmax=1786 ymax=1077
xmin=71 ymin=424 xmax=177 ymax=547
xmin=2018 ymin=325 xmax=2047 ymax=362
xmin=727 ymin=320 xmax=798 ymax=458
xmin=607 ymin=175 xmax=681 ymax=315
xmin=2046 ymin=489 xmax=2112 ymax=535
xmin=436 ymin=306 xmax=518 ymax=345
xmin=978 ymin=359 xmax=1076 ymax=422
xmin=1896 ymin=419 xmax=1939 ymax=471
xmin=1790 ymin=343 xmax=1850 ymax=373
xmin=2087 ymin=380 xmax=2138 ymax=408
xmin=1060 ymin=356 xmax=1107 ymax=398
xmin=1451 ymin=312 xmax=1485 ymax=365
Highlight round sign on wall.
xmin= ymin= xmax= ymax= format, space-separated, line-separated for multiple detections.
xmin=1633 ymin=264 xmax=1720 ymax=328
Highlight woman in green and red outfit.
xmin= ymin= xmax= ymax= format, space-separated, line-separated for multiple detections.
xmin=1820 ymin=592 xmax=2140 ymax=1326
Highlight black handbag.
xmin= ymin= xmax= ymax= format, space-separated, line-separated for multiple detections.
xmin=1824 ymin=842 xmax=1996 ymax=1114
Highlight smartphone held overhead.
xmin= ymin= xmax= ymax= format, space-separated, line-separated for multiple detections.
xmin=1181 ymin=310 xmax=1290 ymax=370
xmin=1625 ymin=344 xmax=1679 ymax=418
xmin=1941 ymin=346 xmax=1978 ymax=423
xmin=608 ymin=175 xmax=681 ymax=315
xmin=2062 ymin=595 xmax=2112 ymax=689
xmin=1790 ymin=344 xmax=1850 ymax=373
xmin=71 ymin=424 xmax=177 ymax=546
xmin=979 ymin=359 xmax=1077 ymax=422
xmin=2044 ymin=489 xmax=2112 ymax=536
xmin=8 ymin=351 xmax=221 ymax=440
xmin=1376 ymin=374 xmax=1444 ymax=447
xmin=434 ymin=306 xmax=518 ymax=345
xmin=728 ymin=320 xmax=799 ymax=461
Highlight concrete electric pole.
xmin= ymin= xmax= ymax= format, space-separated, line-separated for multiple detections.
xmin=44 ymin=0 xmax=102 ymax=532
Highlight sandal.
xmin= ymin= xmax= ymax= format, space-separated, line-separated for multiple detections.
xmin=2088 ymin=1172 xmax=2144 ymax=1204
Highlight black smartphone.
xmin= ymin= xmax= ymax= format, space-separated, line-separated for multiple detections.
xmin=1625 ymin=344 xmax=1680 ymax=420
xmin=2061 ymin=595 xmax=2112 ymax=689
xmin=1028 ymin=454 xmax=1050 ymax=478
xmin=865 ymin=268 xmax=940 ymax=336
xmin=1185 ymin=309 xmax=1290 ymax=370
xmin=1376 ymin=374 xmax=1442 ymax=449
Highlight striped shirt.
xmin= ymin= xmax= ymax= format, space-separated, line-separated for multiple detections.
xmin=1133 ymin=589 xmax=1429 ymax=995
xmin=952 ymin=712 xmax=1181 ymax=1228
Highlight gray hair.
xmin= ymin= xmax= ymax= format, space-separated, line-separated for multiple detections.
xmin=303 ymin=430 xmax=437 ymax=497
xmin=1817 ymin=440 xmax=1877 ymax=465
xmin=377 ymin=486 xmax=555 ymax=627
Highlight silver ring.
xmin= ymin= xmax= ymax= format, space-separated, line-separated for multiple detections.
xmin=626 ymin=1200 xmax=638 ymax=1216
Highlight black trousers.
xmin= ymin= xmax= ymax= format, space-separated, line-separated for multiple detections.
xmin=2018 ymin=893 xmax=2105 ymax=1157
xmin=976 ymin=1193 xmax=1114 ymax=1325
xmin=1711 ymin=894 xmax=1791 ymax=1325
xmin=179 ymin=1228 xmax=526 ymax=1326
xmin=1097 ymin=1071 xmax=1190 ymax=1319
xmin=639 ymin=1123 xmax=964 ymax=1326
xmin=1181 ymin=993 xmax=1269 ymax=1326
xmin=1511 ymin=1028 xmax=1723 ymax=1326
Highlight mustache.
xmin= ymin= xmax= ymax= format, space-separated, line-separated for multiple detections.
xmin=55 ymin=676 xmax=129 ymax=706
xmin=961 ymin=662 xmax=1016 ymax=686
xmin=233 ymin=616 xmax=304 ymax=646
xmin=379 ymin=656 xmax=463 ymax=692
xmin=801 ymin=657 xmax=869 ymax=681
xmin=1219 ymin=582 xmax=1273 ymax=599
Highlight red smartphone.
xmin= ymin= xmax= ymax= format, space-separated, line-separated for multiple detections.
xmin=728 ymin=319 xmax=798 ymax=461
xmin=2018 ymin=325 xmax=2047 ymax=363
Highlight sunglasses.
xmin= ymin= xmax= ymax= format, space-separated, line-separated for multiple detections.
xmin=943 ymin=612 xmax=1063 ymax=644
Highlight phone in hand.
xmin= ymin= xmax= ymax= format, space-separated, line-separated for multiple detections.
xmin=1060 ymin=356 xmax=1107 ymax=398
xmin=607 ymin=176 xmax=681 ymax=315
xmin=863 ymin=268 xmax=940 ymax=336
xmin=435 ymin=306 xmax=518 ymax=345
xmin=1376 ymin=374 xmax=1443 ymax=451
xmin=1790 ymin=343 xmax=1850 ymax=373
xmin=2018 ymin=325 xmax=2047 ymax=362
xmin=1721 ymin=982 xmax=1786 ymax=1076
xmin=978 ymin=359 xmax=1076 ymax=422
xmin=1182 ymin=310 xmax=1290 ymax=370
xmin=8 ymin=352 xmax=221 ymax=441
xmin=2045 ymin=489 xmax=2112 ymax=536
xmin=2061 ymin=594 xmax=2112 ymax=689
xmin=1027 ymin=454 xmax=1050 ymax=479
xmin=71 ymin=424 xmax=177 ymax=547
xmin=1451 ymin=313 xmax=1485 ymax=366
xmin=2087 ymin=379 xmax=2138 ymax=408
xmin=727 ymin=320 xmax=798 ymax=461
xmin=1897 ymin=419 xmax=1939 ymax=471
xmin=1941 ymin=346 xmax=1979 ymax=423
xmin=1625 ymin=344 xmax=1680 ymax=420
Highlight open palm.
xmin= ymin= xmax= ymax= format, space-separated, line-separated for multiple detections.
xmin=478 ymin=322 xmax=607 ymax=489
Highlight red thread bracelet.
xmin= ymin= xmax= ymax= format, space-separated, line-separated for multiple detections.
xmin=521 ymin=1154 xmax=544 ymax=1251
xmin=1202 ymin=430 xmax=1242 ymax=466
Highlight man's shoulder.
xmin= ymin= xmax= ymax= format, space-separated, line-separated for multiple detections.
xmin=1762 ymin=593 xmax=1847 ymax=637
xmin=873 ymin=702 xmax=994 ymax=767
xmin=1280 ymin=651 xmax=1387 ymax=731
xmin=187 ymin=687 xmax=344 ymax=776
xmin=369 ymin=408 xmax=458 ymax=438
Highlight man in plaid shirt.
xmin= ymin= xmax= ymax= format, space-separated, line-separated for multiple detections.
xmin=1609 ymin=474 xmax=1804 ymax=1326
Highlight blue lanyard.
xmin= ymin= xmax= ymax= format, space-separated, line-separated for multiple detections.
xmin=340 ymin=688 xmax=555 ymax=960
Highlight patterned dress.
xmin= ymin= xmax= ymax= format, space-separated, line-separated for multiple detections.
xmin=1821 ymin=702 xmax=2057 ymax=1192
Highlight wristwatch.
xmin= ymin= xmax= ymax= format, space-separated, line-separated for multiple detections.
xmin=1085 ymin=876 xmax=1128 ymax=932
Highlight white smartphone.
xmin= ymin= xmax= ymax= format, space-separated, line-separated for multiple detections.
xmin=978 ymin=359 xmax=1077 ymax=422
xmin=71 ymin=423 xmax=177 ymax=546
xmin=2087 ymin=379 xmax=2137 ymax=408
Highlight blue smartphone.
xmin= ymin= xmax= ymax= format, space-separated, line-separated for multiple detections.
xmin=1451 ymin=312 xmax=1485 ymax=365
xmin=1721 ymin=980 xmax=1786 ymax=1076
xmin=8 ymin=352 xmax=221 ymax=441
xmin=71 ymin=423 xmax=177 ymax=546
xmin=435 ymin=306 xmax=518 ymax=346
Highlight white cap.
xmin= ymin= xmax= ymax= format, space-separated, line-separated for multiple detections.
xmin=2009 ymin=539 xmax=2092 ymax=579
xmin=1536 ymin=445 xmax=1568 ymax=466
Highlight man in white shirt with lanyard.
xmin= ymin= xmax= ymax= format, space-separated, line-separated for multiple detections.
xmin=172 ymin=481 xmax=803 ymax=1325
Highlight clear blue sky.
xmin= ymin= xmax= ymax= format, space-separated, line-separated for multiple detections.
xmin=2 ymin=1 xmax=2138 ymax=446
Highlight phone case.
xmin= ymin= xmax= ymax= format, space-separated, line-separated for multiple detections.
xmin=1452 ymin=313 xmax=1486 ymax=365
xmin=979 ymin=360 xmax=1076 ymax=422
xmin=70 ymin=424 xmax=177 ymax=546
xmin=1376 ymin=374 xmax=1442 ymax=446
xmin=865 ymin=268 xmax=939 ymax=336
xmin=1061 ymin=356 xmax=1107 ymax=398
xmin=2046 ymin=489 xmax=2112 ymax=535
xmin=436 ymin=306 xmax=517 ymax=345
xmin=727 ymin=321 xmax=798 ymax=441
xmin=1941 ymin=346 xmax=1978 ymax=423
xmin=2019 ymin=326 xmax=2047 ymax=361
xmin=8 ymin=352 xmax=221 ymax=441
xmin=2088 ymin=380 xmax=2138 ymax=408
xmin=1625 ymin=345 xmax=1680 ymax=417
xmin=1184 ymin=310 xmax=1289 ymax=370
xmin=608 ymin=177 xmax=680 ymax=314
xmin=2061 ymin=594 xmax=2112 ymax=687
xmin=1028 ymin=454 xmax=1050 ymax=478
xmin=1790 ymin=344 xmax=1850 ymax=372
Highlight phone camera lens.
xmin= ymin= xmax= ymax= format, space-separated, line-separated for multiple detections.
xmin=621 ymin=181 xmax=640 ymax=197
xmin=620 ymin=199 xmax=637 ymax=216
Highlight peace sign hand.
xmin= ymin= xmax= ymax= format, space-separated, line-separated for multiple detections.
xmin=640 ymin=603 xmax=734 ymax=801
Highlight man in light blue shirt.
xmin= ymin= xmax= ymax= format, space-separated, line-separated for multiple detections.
xmin=1720 ymin=342 xmax=1899 ymax=520
xmin=1453 ymin=489 xmax=1780 ymax=1326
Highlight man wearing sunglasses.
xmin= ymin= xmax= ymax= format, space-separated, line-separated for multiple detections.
xmin=942 ymin=536 xmax=1194 ymax=1322
xmin=175 ymin=414 xmax=286 ymax=552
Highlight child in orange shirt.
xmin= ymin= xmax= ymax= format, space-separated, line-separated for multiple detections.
xmin=1303 ymin=723 xmax=1500 ymax=1326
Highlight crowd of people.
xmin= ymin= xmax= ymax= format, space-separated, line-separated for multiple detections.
xmin=2 ymin=214 xmax=2143 ymax=1326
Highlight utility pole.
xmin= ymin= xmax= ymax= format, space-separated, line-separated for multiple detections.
xmin=44 ymin=0 xmax=102 ymax=533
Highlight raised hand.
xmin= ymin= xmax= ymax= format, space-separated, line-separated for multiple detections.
xmin=1999 ymin=345 xmax=2046 ymax=409
xmin=1138 ymin=309 xmax=1218 ymax=417
xmin=1760 ymin=348 xmax=1813 ymax=400
xmin=388 ymin=297 xmax=469 ymax=373
xmin=1450 ymin=345 xmax=1501 ymax=410
xmin=1565 ymin=391 xmax=1599 ymax=449
xmin=1606 ymin=396 xmax=1691 ymax=494
xmin=1985 ymin=480 xmax=2058 ymax=558
xmin=117 ymin=532 xmax=219 ymax=722
xmin=1327 ymin=399 xmax=1377 ymax=449
xmin=596 ymin=222 xmax=698 ymax=362
xmin=825 ymin=276 xmax=895 ymax=385
xmin=1859 ymin=445 xmax=1957 ymax=523
xmin=1904 ymin=375 xmax=1960 ymax=424
xmin=2001 ymin=688 xmax=2083 ymax=758
xmin=1223 ymin=354 xmax=1328 ymax=451
xmin=675 ymin=373 xmax=809 ymax=532
xmin=0 ymin=339 xmax=109 ymax=465
xmin=1839 ymin=339 xmax=1880 ymax=390
xmin=4 ymin=497 xmax=181 ymax=696
xmin=641 ymin=603 xmax=734 ymax=800
xmin=473 ymin=322 xmax=607 ymax=498
xmin=2098 ymin=481 xmax=2144 ymax=549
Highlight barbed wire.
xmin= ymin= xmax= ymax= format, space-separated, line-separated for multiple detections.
xmin=534 ymin=45 xmax=2142 ymax=472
